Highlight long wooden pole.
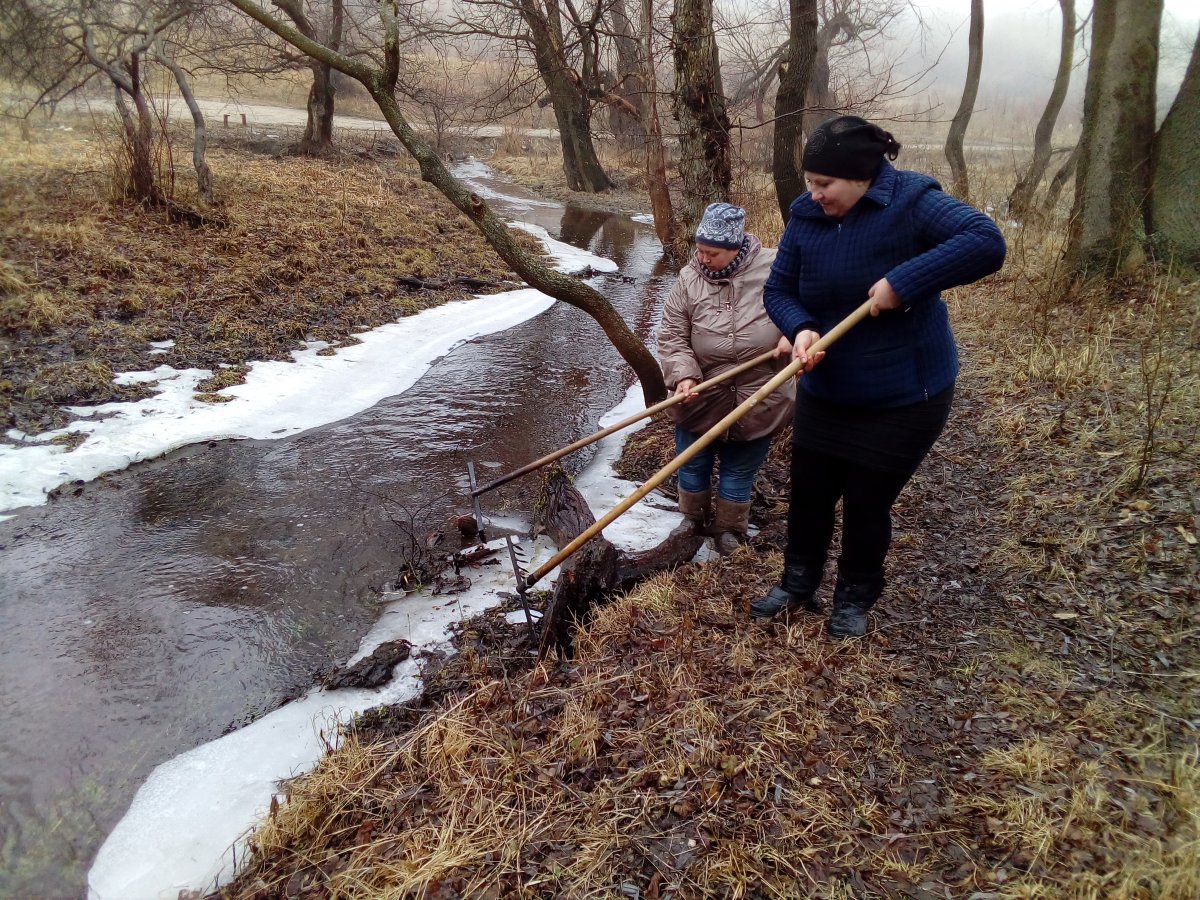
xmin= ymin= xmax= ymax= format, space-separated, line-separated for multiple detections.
xmin=471 ymin=348 xmax=778 ymax=497
xmin=524 ymin=297 xmax=876 ymax=589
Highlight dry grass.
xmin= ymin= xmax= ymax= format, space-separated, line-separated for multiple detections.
xmin=214 ymin=155 xmax=1197 ymax=898
xmin=0 ymin=117 xmax=534 ymax=435
xmin=229 ymin=563 xmax=925 ymax=898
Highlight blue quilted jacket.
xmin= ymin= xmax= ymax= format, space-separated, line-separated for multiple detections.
xmin=763 ymin=161 xmax=1006 ymax=408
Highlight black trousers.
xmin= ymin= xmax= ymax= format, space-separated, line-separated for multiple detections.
xmin=786 ymin=387 xmax=953 ymax=582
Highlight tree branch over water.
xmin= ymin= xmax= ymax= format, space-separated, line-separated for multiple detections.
xmin=223 ymin=0 xmax=668 ymax=405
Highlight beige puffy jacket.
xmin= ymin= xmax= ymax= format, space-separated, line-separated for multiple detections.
xmin=658 ymin=243 xmax=795 ymax=441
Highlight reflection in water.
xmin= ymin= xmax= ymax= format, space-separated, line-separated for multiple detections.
xmin=0 ymin=176 xmax=677 ymax=898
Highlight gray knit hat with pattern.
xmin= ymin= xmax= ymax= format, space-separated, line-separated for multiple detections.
xmin=694 ymin=202 xmax=746 ymax=249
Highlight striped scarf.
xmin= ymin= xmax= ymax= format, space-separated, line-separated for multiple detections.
xmin=695 ymin=235 xmax=760 ymax=284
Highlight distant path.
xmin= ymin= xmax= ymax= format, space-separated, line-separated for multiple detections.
xmin=71 ymin=95 xmax=560 ymax=140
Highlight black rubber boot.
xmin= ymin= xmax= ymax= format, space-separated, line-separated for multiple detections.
xmin=828 ymin=571 xmax=885 ymax=638
xmin=750 ymin=564 xmax=823 ymax=618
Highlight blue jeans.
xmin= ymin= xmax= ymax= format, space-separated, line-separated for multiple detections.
xmin=675 ymin=427 xmax=773 ymax=503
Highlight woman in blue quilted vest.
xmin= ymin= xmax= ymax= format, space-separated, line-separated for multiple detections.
xmin=753 ymin=116 xmax=1006 ymax=637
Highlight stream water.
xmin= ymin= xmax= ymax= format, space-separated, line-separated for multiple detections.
xmin=0 ymin=168 xmax=673 ymax=898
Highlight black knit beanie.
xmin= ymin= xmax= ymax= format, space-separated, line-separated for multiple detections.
xmin=802 ymin=116 xmax=902 ymax=180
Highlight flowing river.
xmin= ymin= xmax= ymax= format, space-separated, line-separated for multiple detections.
xmin=0 ymin=165 xmax=673 ymax=898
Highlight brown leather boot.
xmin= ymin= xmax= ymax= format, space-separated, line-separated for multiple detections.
xmin=712 ymin=497 xmax=752 ymax=556
xmin=675 ymin=488 xmax=712 ymax=535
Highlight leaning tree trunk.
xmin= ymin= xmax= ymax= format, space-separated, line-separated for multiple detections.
xmin=672 ymin=0 xmax=732 ymax=239
xmin=945 ymin=0 xmax=984 ymax=202
xmin=772 ymin=0 xmax=818 ymax=221
xmin=1065 ymin=0 xmax=1162 ymax=279
xmin=155 ymin=44 xmax=214 ymax=204
xmin=1008 ymin=0 xmax=1074 ymax=220
xmin=226 ymin=0 xmax=664 ymax=400
xmin=1148 ymin=27 xmax=1200 ymax=266
xmin=1043 ymin=141 xmax=1079 ymax=214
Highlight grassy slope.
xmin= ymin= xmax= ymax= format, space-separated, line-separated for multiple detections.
xmin=212 ymin=171 xmax=1198 ymax=898
xmin=0 ymin=120 xmax=537 ymax=436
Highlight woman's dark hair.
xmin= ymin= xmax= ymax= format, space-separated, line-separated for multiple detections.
xmin=802 ymin=116 xmax=902 ymax=180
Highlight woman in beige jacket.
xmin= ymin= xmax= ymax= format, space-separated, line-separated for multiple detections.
xmin=658 ymin=203 xmax=795 ymax=554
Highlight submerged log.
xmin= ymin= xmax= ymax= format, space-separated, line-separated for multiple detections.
xmin=535 ymin=467 xmax=703 ymax=660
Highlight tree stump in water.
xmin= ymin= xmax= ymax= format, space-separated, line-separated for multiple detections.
xmin=535 ymin=467 xmax=704 ymax=659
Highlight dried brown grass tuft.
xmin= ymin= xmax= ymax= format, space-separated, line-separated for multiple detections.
xmin=0 ymin=117 xmax=522 ymax=435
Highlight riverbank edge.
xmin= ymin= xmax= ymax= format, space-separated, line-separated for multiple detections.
xmin=208 ymin=249 xmax=1200 ymax=895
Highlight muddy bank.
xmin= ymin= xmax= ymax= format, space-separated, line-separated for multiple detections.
xmin=0 ymin=119 xmax=543 ymax=436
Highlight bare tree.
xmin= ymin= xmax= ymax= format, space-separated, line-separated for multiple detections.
xmin=640 ymin=0 xmax=678 ymax=255
xmin=772 ymin=0 xmax=818 ymax=220
xmin=606 ymin=0 xmax=645 ymax=148
xmin=1065 ymin=0 xmax=1162 ymax=278
xmin=0 ymin=0 xmax=227 ymax=210
xmin=1042 ymin=141 xmax=1079 ymax=213
xmin=803 ymin=0 xmax=922 ymax=135
xmin=450 ymin=0 xmax=614 ymax=192
xmin=1007 ymin=0 xmax=1075 ymax=220
xmin=0 ymin=0 xmax=203 ymax=206
xmin=1149 ymin=25 xmax=1199 ymax=265
xmin=944 ymin=0 xmax=982 ymax=201
xmin=153 ymin=36 xmax=214 ymax=203
xmin=718 ymin=0 xmax=941 ymax=149
xmin=223 ymin=0 xmax=667 ymax=401
xmin=270 ymin=0 xmax=343 ymax=154
xmin=672 ymin=0 xmax=732 ymax=238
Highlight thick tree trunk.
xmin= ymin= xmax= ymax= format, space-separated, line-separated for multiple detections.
xmin=1065 ymin=0 xmax=1162 ymax=278
xmin=1008 ymin=0 xmax=1074 ymax=220
xmin=302 ymin=63 xmax=336 ymax=151
xmin=607 ymin=0 xmax=646 ymax=150
xmin=520 ymin=0 xmax=612 ymax=193
xmin=944 ymin=0 xmax=984 ymax=202
xmin=805 ymin=36 xmax=836 ymax=139
xmin=535 ymin=468 xmax=702 ymax=659
xmin=772 ymin=0 xmax=819 ymax=221
xmin=1149 ymin=29 xmax=1200 ymax=265
xmin=671 ymin=0 xmax=732 ymax=240
xmin=273 ymin=0 xmax=341 ymax=155
xmin=544 ymin=71 xmax=613 ymax=192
